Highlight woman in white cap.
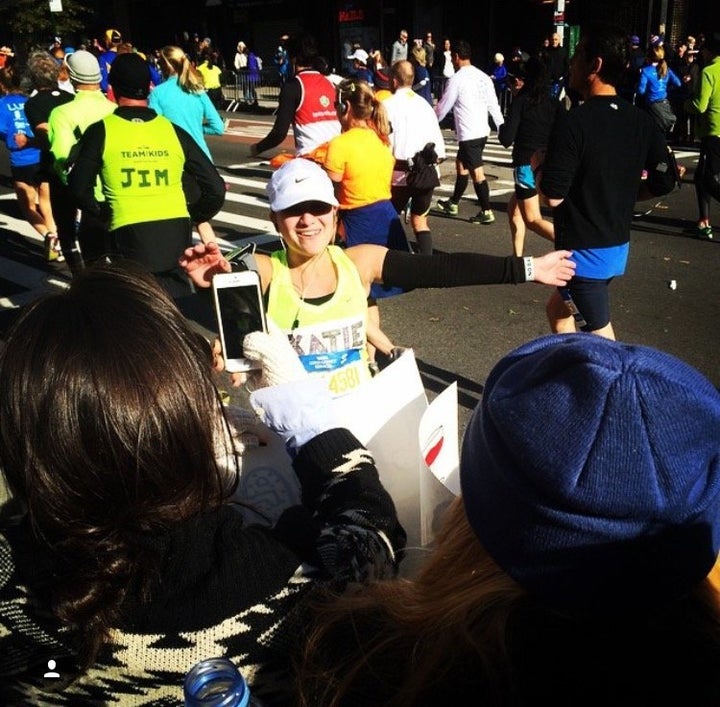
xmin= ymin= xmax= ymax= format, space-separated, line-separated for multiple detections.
xmin=347 ymin=48 xmax=373 ymax=84
xmin=181 ymin=158 xmax=576 ymax=395
xmin=324 ymin=77 xmax=405 ymax=369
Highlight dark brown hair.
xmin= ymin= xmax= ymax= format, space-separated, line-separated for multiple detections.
xmin=0 ymin=262 xmax=238 ymax=667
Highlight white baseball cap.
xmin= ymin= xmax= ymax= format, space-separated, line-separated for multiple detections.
xmin=266 ymin=159 xmax=338 ymax=212
xmin=347 ymin=48 xmax=369 ymax=65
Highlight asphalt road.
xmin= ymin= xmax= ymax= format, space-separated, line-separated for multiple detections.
xmin=219 ymin=110 xmax=720 ymax=428
xmin=0 ymin=107 xmax=718 ymax=437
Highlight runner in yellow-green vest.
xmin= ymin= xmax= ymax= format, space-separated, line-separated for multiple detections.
xmin=47 ymin=49 xmax=117 ymax=271
xmin=68 ymin=53 xmax=225 ymax=296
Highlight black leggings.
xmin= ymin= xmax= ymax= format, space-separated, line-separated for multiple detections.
xmin=49 ymin=177 xmax=112 ymax=264
xmin=694 ymin=135 xmax=720 ymax=221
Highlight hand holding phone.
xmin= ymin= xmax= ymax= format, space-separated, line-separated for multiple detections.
xmin=212 ymin=270 xmax=268 ymax=373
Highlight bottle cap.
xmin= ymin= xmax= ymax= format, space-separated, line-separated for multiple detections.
xmin=184 ymin=657 xmax=250 ymax=707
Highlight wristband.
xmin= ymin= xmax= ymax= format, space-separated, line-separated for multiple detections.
xmin=523 ymin=257 xmax=535 ymax=282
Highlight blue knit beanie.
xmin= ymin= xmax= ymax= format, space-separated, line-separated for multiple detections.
xmin=460 ymin=334 xmax=720 ymax=612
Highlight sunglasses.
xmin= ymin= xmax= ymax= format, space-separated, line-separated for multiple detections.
xmin=281 ymin=201 xmax=334 ymax=217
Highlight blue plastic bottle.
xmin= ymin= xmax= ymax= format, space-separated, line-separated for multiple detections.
xmin=184 ymin=657 xmax=260 ymax=707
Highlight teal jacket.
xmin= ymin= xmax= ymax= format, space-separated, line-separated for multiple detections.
xmin=148 ymin=77 xmax=224 ymax=160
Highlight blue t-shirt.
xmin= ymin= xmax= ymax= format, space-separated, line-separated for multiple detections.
xmin=0 ymin=94 xmax=40 ymax=168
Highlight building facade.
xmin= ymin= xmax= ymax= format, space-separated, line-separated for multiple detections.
xmin=89 ymin=0 xmax=712 ymax=78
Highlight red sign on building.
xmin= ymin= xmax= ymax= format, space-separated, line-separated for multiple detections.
xmin=339 ymin=9 xmax=364 ymax=22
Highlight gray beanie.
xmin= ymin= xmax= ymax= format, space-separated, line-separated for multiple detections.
xmin=66 ymin=50 xmax=102 ymax=84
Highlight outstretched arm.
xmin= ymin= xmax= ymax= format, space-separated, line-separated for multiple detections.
xmin=250 ymin=380 xmax=405 ymax=580
xmin=348 ymin=245 xmax=575 ymax=290
xmin=250 ymin=79 xmax=300 ymax=156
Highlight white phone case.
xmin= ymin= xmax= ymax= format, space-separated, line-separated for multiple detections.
xmin=212 ymin=270 xmax=267 ymax=373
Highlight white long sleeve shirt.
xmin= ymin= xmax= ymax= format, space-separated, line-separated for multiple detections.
xmin=384 ymin=87 xmax=446 ymax=186
xmin=435 ymin=64 xmax=504 ymax=142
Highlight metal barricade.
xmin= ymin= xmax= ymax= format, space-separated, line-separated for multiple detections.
xmin=498 ymin=88 xmax=513 ymax=117
xmin=222 ymin=69 xmax=283 ymax=112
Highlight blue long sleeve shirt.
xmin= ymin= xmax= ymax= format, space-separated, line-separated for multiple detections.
xmin=637 ymin=64 xmax=681 ymax=103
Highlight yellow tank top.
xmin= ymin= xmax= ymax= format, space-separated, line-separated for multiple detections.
xmin=268 ymin=245 xmax=371 ymax=396
xmin=100 ymin=113 xmax=188 ymax=230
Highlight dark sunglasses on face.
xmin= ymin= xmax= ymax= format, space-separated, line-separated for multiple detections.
xmin=281 ymin=201 xmax=334 ymax=217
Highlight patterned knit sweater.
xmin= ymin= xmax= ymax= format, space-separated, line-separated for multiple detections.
xmin=0 ymin=429 xmax=406 ymax=706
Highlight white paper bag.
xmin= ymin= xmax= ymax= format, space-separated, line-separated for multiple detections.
xmin=228 ymin=350 xmax=461 ymax=559
xmin=332 ymin=349 xmax=428 ymax=550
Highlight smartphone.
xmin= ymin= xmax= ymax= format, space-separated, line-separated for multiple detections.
xmin=222 ymin=242 xmax=255 ymax=264
xmin=212 ymin=270 xmax=267 ymax=373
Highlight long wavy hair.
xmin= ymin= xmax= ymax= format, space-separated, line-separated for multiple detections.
xmin=336 ymin=78 xmax=391 ymax=144
xmin=0 ymin=262 xmax=239 ymax=668
xmin=296 ymin=496 xmax=720 ymax=706
xmin=158 ymin=44 xmax=205 ymax=93
xmin=296 ymin=497 xmax=523 ymax=706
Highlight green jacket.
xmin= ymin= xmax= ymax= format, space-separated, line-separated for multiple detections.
xmin=687 ymin=55 xmax=720 ymax=139
xmin=47 ymin=88 xmax=116 ymax=189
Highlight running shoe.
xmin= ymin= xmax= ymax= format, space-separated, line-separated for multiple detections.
xmin=44 ymin=233 xmax=62 ymax=262
xmin=697 ymin=225 xmax=714 ymax=241
xmin=469 ymin=210 xmax=495 ymax=225
xmin=436 ymin=198 xmax=458 ymax=215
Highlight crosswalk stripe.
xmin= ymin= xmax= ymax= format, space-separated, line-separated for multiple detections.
xmin=0 ymin=195 xmax=44 ymax=240
xmin=223 ymin=190 xmax=270 ymax=210
xmin=0 ymin=254 xmax=53 ymax=289
xmin=211 ymin=209 xmax=275 ymax=232
xmin=222 ymin=175 xmax=271 ymax=190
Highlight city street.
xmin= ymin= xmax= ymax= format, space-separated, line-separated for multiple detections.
xmin=0 ymin=108 xmax=718 ymax=436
